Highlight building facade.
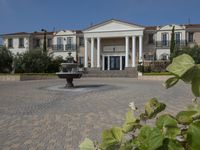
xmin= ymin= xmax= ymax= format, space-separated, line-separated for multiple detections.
xmin=1 ymin=19 xmax=200 ymax=71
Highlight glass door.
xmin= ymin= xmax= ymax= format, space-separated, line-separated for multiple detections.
xmin=110 ymin=56 xmax=120 ymax=70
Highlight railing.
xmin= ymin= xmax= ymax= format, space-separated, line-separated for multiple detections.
xmin=65 ymin=44 xmax=76 ymax=51
xmin=103 ymin=45 xmax=125 ymax=53
xmin=52 ymin=45 xmax=64 ymax=51
xmin=156 ymin=40 xmax=186 ymax=48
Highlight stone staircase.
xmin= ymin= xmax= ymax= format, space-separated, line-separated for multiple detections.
xmin=82 ymin=67 xmax=138 ymax=78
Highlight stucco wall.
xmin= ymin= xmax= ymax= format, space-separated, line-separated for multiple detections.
xmin=3 ymin=37 xmax=29 ymax=54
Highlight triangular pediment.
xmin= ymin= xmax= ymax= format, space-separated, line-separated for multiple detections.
xmin=56 ymin=30 xmax=75 ymax=36
xmin=84 ymin=19 xmax=144 ymax=33
xmin=158 ymin=24 xmax=185 ymax=31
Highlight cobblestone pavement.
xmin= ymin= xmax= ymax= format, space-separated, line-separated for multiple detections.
xmin=0 ymin=78 xmax=193 ymax=150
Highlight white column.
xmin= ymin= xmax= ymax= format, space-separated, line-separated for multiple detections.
xmin=132 ymin=36 xmax=136 ymax=67
xmin=102 ymin=55 xmax=105 ymax=70
xmin=139 ymin=35 xmax=143 ymax=62
xmin=91 ymin=38 xmax=94 ymax=68
xmin=120 ymin=56 xmax=122 ymax=70
xmin=84 ymin=38 xmax=88 ymax=67
xmin=97 ymin=37 xmax=100 ymax=68
xmin=107 ymin=56 xmax=110 ymax=70
xmin=125 ymin=36 xmax=129 ymax=67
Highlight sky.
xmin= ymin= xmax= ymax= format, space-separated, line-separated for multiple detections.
xmin=0 ymin=0 xmax=200 ymax=35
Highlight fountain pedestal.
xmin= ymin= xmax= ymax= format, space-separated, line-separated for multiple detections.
xmin=66 ymin=78 xmax=74 ymax=88
xmin=56 ymin=52 xmax=82 ymax=88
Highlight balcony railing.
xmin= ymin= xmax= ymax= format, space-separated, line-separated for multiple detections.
xmin=156 ymin=40 xmax=186 ymax=48
xmin=52 ymin=44 xmax=64 ymax=51
xmin=103 ymin=45 xmax=125 ymax=53
xmin=52 ymin=44 xmax=77 ymax=51
xmin=65 ymin=44 xmax=76 ymax=51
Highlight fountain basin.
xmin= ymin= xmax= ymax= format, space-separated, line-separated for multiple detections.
xmin=56 ymin=72 xmax=82 ymax=79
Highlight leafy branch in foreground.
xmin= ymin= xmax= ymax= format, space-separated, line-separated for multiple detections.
xmin=80 ymin=54 xmax=200 ymax=150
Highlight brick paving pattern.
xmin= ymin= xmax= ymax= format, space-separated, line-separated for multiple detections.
xmin=0 ymin=78 xmax=193 ymax=150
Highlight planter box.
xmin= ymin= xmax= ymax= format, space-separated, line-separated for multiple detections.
xmin=0 ymin=74 xmax=58 ymax=81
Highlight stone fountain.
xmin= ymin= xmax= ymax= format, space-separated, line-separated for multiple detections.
xmin=56 ymin=52 xmax=82 ymax=88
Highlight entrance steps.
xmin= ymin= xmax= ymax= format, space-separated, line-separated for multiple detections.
xmin=83 ymin=67 xmax=138 ymax=78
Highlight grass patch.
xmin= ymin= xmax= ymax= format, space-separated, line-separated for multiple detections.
xmin=143 ymin=72 xmax=172 ymax=76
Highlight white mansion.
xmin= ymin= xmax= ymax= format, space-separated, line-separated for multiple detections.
xmin=1 ymin=19 xmax=200 ymax=71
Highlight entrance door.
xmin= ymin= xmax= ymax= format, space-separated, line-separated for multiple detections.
xmin=110 ymin=56 xmax=120 ymax=70
xmin=104 ymin=56 xmax=108 ymax=70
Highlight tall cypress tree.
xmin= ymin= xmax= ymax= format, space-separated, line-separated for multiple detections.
xmin=41 ymin=29 xmax=47 ymax=53
xmin=170 ymin=26 xmax=175 ymax=54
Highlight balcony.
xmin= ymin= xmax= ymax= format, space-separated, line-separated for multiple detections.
xmin=156 ymin=40 xmax=186 ymax=48
xmin=103 ymin=45 xmax=125 ymax=53
xmin=65 ymin=44 xmax=76 ymax=51
xmin=52 ymin=45 xmax=64 ymax=51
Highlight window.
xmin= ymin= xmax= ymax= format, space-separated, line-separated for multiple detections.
xmin=188 ymin=32 xmax=194 ymax=42
xmin=162 ymin=33 xmax=168 ymax=46
xmin=57 ymin=37 xmax=63 ymax=50
xmin=47 ymin=38 xmax=52 ymax=47
xmin=35 ymin=39 xmax=40 ymax=47
xmin=67 ymin=37 xmax=73 ymax=49
xmin=148 ymin=34 xmax=154 ymax=44
xmin=19 ymin=38 xmax=24 ymax=48
xmin=175 ymin=32 xmax=181 ymax=45
xmin=8 ymin=38 xmax=13 ymax=48
xmin=160 ymin=53 xmax=169 ymax=60
xmin=79 ymin=37 xmax=84 ymax=46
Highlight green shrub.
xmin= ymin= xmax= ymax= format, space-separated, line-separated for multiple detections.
xmin=14 ymin=49 xmax=51 ymax=73
xmin=0 ymin=46 xmax=13 ymax=73
xmin=170 ymin=45 xmax=200 ymax=64
xmin=46 ymin=56 xmax=64 ymax=73
xmin=80 ymin=54 xmax=200 ymax=150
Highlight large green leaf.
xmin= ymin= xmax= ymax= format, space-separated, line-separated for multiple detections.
xmin=187 ymin=121 xmax=200 ymax=150
xmin=192 ymin=76 xmax=200 ymax=97
xmin=136 ymin=125 xmax=164 ymax=150
xmin=167 ymin=140 xmax=184 ymax=150
xmin=156 ymin=114 xmax=180 ymax=139
xmin=157 ymin=139 xmax=184 ymax=150
xmin=176 ymin=111 xmax=197 ymax=125
xmin=164 ymin=76 xmax=179 ymax=89
xmin=122 ymin=109 xmax=141 ymax=133
xmin=166 ymin=54 xmax=195 ymax=77
xmin=101 ymin=127 xmax=123 ymax=150
xmin=79 ymin=138 xmax=96 ymax=150
xmin=145 ymin=98 xmax=166 ymax=119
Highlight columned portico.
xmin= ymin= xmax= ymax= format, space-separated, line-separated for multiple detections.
xmin=132 ymin=36 xmax=136 ymax=67
xmin=84 ymin=38 xmax=88 ymax=67
xmin=139 ymin=35 xmax=143 ymax=62
xmin=91 ymin=38 xmax=94 ymax=67
xmin=97 ymin=37 xmax=101 ymax=68
xmin=83 ymin=19 xmax=144 ymax=71
xmin=125 ymin=36 xmax=129 ymax=67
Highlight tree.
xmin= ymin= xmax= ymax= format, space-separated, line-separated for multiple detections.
xmin=170 ymin=26 xmax=175 ymax=55
xmin=41 ymin=29 xmax=47 ymax=53
xmin=171 ymin=45 xmax=200 ymax=64
xmin=0 ymin=46 xmax=13 ymax=73
xmin=14 ymin=49 xmax=51 ymax=73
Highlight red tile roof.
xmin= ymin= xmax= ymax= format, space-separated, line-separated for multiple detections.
xmin=32 ymin=31 xmax=54 ymax=35
xmin=185 ymin=24 xmax=200 ymax=28
xmin=1 ymin=32 xmax=30 ymax=36
xmin=145 ymin=26 xmax=157 ymax=30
